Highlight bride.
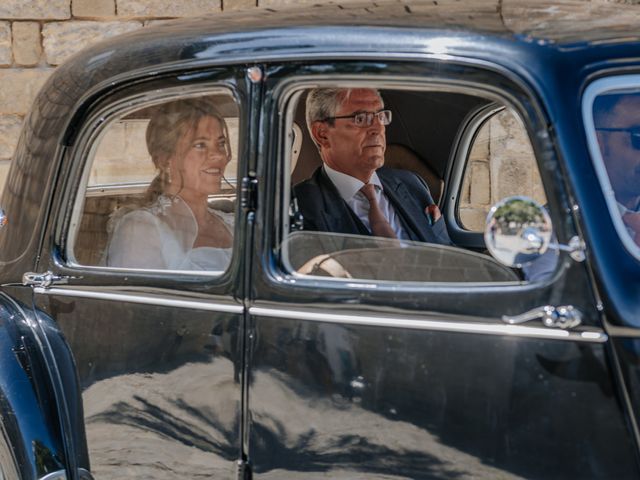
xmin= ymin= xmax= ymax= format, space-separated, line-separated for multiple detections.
xmin=105 ymin=97 xmax=234 ymax=271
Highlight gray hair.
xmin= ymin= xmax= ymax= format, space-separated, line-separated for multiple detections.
xmin=305 ymin=88 xmax=383 ymax=147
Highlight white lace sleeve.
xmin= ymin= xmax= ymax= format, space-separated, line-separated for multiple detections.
xmin=105 ymin=210 xmax=168 ymax=269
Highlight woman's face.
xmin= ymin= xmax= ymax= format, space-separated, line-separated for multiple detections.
xmin=169 ymin=115 xmax=230 ymax=200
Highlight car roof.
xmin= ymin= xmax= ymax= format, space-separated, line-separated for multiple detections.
xmin=115 ymin=0 xmax=640 ymax=46
xmin=65 ymin=0 xmax=640 ymax=75
xmin=50 ymin=0 xmax=638 ymax=125
xmin=18 ymin=0 xmax=640 ymax=193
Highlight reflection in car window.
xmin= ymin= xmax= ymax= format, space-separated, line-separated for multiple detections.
xmin=286 ymin=87 xmax=548 ymax=284
xmin=70 ymin=92 xmax=239 ymax=273
xmin=592 ymin=90 xmax=640 ymax=252
xmin=285 ymin=231 xmax=519 ymax=283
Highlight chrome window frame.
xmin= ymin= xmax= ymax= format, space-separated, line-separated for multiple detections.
xmin=582 ymin=74 xmax=640 ymax=260
xmin=447 ymin=102 xmax=504 ymax=232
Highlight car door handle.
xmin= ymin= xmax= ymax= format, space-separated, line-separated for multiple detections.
xmin=22 ymin=271 xmax=79 ymax=288
xmin=502 ymin=305 xmax=583 ymax=329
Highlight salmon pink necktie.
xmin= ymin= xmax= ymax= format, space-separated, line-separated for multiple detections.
xmin=360 ymin=183 xmax=397 ymax=239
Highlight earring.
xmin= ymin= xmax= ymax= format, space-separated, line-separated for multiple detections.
xmin=166 ymin=166 xmax=172 ymax=184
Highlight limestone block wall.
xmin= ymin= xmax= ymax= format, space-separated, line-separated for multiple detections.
xmin=459 ymin=110 xmax=546 ymax=231
xmin=0 ymin=0 xmax=633 ymax=223
xmin=0 ymin=0 xmax=265 ymax=195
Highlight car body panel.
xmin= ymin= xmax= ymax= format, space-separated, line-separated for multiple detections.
xmin=0 ymin=286 xmax=87 ymax=479
xmin=248 ymin=314 xmax=637 ymax=478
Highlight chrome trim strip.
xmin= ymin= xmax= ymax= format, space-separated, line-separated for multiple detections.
xmin=34 ymin=287 xmax=243 ymax=314
xmin=86 ymin=182 xmax=238 ymax=197
xmin=605 ymin=324 xmax=640 ymax=338
xmin=249 ymin=307 xmax=607 ymax=343
xmin=85 ymin=182 xmax=148 ymax=197
xmin=445 ymin=103 xmax=505 ymax=226
xmin=39 ymin=468 xmax=94 ymax=480
xmin=39 ymin=471 xmax=66 ymax=480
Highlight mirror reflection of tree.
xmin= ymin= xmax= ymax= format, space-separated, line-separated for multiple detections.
xmin=494 ymin=199 xmax=545 ymax=233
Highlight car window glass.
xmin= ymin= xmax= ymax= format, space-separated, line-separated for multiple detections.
xmin=459 ymin=108 xmax=547 ymax=231
xmin=69 ymin=92 xmax=239 ymax=273
xmin=284 ymin=231 xmax=519 ymax=282
xmin=286 ymin=87 xmax=552 ymax=284
xmin=590 ymin=88 xmax=640 ymax=255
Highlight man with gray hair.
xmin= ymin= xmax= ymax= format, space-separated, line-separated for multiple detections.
xmin=293 ymin=87 xmax=450 ymax=244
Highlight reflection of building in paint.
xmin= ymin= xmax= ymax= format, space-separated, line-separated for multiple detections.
xmin=83 ymin=357 xmax=523 ymax=479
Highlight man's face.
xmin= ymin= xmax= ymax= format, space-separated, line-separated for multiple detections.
xmin=314 ymin=88 xmax=386 ymax=183
xmin=596 ymin=94 xmax=640 ymax=207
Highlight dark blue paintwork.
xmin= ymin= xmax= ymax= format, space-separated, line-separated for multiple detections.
xmin=0 ymin=287 xmax=86 ymax=479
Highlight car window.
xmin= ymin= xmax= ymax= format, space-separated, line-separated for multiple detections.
xmin=584 ymin=77 xmax=640 ymax=258
xmin=459 ymin=107 xmax=547 ymax=231
xmin=283 ymin=231 xmax=519 ymax=282
xmin=68 ymin=91 xmax=240 ymax=273
xmin=285 ymin=86 xmax=553 ymax=284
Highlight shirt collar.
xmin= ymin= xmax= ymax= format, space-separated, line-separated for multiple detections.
xmin=323 ymin=163 xmax=383 ymax=201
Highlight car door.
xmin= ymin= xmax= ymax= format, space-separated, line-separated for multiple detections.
xmin=245 ymin=59 xmax=640 ymax=479
xmin=581 ymin=73 xmax=640 ymax=453
xmin=25 ymin=67 xmax=259 ymax=479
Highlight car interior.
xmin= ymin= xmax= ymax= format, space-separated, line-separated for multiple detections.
xmin=290 ymin=90 xmax=489 ymax=205
xmin=69 ymin=86 xmax=551 ymax=283
xmin=284 ymin=87 xmax=544 ymax=283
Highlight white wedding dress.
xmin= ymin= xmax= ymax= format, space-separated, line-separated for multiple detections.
xmin=105 ymin=195 xmax=233 ymax=271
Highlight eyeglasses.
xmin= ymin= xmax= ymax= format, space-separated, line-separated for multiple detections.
xmin=323 ymin=110 xmax=392 ymax=127
xmin=597 ymin=126 xmax=640 ymax=149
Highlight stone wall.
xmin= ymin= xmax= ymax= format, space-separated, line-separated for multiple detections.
xmin=459 ymin=110 xmax=546 ymax=231
xmin=0 ymin=0 xmax=265 ymax=194
xmin=0 ymin=0 xmax=632 ymax=223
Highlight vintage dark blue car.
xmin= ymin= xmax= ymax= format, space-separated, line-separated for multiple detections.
xmin=1 ymin=2 xmax=639 ymax=479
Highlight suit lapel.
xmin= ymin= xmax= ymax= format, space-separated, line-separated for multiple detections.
xmin=380 ymin=172 xmax=436 ymax=243
xmin=317 ymin=168 xmax=369 ymax=235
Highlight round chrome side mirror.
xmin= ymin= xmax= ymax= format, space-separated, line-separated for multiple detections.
xmin=484 ymin=196 xmax=553 ymax=268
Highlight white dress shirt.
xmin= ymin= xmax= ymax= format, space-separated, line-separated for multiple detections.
xmin=323 ymin=164 xmax=409 ymax=240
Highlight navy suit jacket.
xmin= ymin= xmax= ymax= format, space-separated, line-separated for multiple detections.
xmin=293 ymin=166 xmax=451 ymax=245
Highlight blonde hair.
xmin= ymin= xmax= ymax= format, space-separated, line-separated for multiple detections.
xmin=144 ymin=97 xmax=231 ymax=204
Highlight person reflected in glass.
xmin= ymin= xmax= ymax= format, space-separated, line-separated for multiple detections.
xmin=106 ymin=97 xmax=234 ymax=270
xmin=594 ymin=92 xmax=640 ymax=247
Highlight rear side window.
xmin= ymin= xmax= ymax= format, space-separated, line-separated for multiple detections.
xmin=583 ymin=76 xmax=640 ymax=258
xmin=459 ymin=107 xmax=546 ymax=231
xmin=68 ymin=90 xmax=240 ymax=273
